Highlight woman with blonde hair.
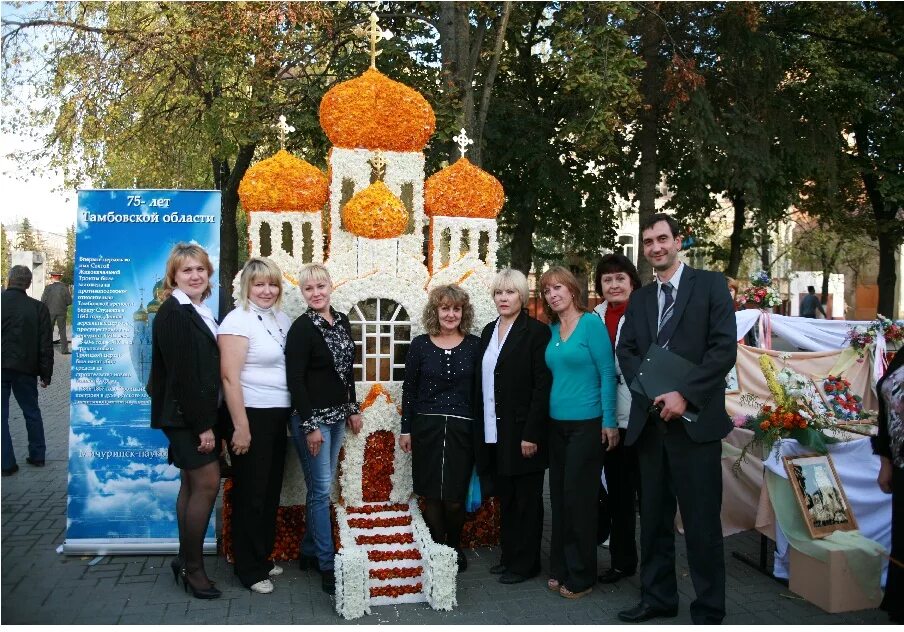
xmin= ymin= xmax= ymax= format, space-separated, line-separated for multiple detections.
xmin=285 ymin=263 xmax=362 ymax=594
xmin=541 ymin=265 xmax=617 ymax=599
xmin=149 ymin=242 xmax=222 ymax=599
xmin=401 ymin=284 xmax=481 ymax=571
xmin=219 ymin=257 xmax=291 ymax=594
xmin=476 ymin=269 xmax=551 ymax=584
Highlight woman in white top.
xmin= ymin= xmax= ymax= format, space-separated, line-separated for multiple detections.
xmin=219 ymin=257 xmax=292 ymax=595
xmin=592 ymin=252 xmax=642 ymax=585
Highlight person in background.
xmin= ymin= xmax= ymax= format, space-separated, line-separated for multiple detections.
xmin=219 ymin=257 xmax=292 ymax=594
xmin=285 ymin=263 xmax=362 ymax=595
xmin=1 ymin=265 xmax=53 ymax=476
xmin=400 ymin=284 xmax=481 ymax=572
xmin=542 ymin=266 xmax=618 ymax=600
xmin=476 ymin=269 xmax=551 ymax=584
xmin=874 ymin=349 xmax=904 ymax=623
xmin=149 ymin=243 xmax=222 ymax=599
xmin=592 ymin=253 xmax=642 ymax=585
xmin=41 ymin=270 xmax=72 ymax=354
xmin=800 ymin=286 xmax=827 ymax=319
xmin=616 ymin=213 xmax=736 ymax=624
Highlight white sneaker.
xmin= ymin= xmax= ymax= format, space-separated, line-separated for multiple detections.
xmin=268 ymin=564 xmax=283 ymax=577
xmin=250 ymin=579 xmax=274 ymax=594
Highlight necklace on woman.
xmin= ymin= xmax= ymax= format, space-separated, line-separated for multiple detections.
xmin=556 ymin=313 xmax=580 ymax=347
xmin=255 ymin=310 xmax=286 ymax=351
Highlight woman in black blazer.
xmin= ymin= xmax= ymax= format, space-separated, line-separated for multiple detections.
xmin=285 ymin=263 xmax=362 ymax=595
xmin=476 ymin=269 xmax=552 ymax=584
xmin=149 ymin=243 xmax=222 ymax=600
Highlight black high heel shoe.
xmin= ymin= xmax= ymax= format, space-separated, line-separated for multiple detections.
xmin=170 ymin=558 xmax=183 ymax=584
xmin=180 ymin=569 xmax=222 ymax=600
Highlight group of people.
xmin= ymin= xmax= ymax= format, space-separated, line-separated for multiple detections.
xmin=146 ymin=212 xmax=904 ymax=626
xmin=146 ymin=212 xmax=739 ymax=623
xmin=149 ymin=246 xmax=357 ymax=598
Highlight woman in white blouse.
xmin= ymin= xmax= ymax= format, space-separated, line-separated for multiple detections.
xmin=475 ymin=269 xmax=552 ymax=584
xmin=219 ymin=257 xmax=292 ymax=594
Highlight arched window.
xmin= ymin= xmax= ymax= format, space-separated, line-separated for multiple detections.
xmin=259 ymin=222 xmax=272 ymax=257
xmin=348 ymin=298 xmax=411 ymax=382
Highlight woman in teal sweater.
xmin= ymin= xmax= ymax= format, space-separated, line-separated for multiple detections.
xmin=540 ymin=266 xmax=618 ymax=599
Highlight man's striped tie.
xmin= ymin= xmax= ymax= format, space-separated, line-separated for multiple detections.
xmin=657 ymin=282 xmax=675 ymax=347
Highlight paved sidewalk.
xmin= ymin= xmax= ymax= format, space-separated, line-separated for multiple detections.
xmin=0 ymin=347 xmax=890 ymax=624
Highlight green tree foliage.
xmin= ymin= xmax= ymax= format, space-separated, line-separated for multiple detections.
xmin=2 ymin=1 xmax=364 ymax=313
xmin=483 ymin=2 xmax=642 ymax=274
xmin=14 ymin=216 xmax=44 ymax=252
xmin=63 ymin=224 xmax=75 ymax=285
xmin=661 ymin=3 xmax=821 ymax=278
xmin=773 ymin=1 xmax=903 ymax=317
xmin=0 ymin=224 xmax=10 ymax=283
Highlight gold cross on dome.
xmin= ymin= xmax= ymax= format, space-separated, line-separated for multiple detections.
xmin=365 ymin=12 xmax=392 ymax=70
xmin=368 ymin=150 xmax=387 ymax=182
xmin=276 ymin=115 xmax=295 ymax=149
xmin=453 ymin=128 xmax=473 ymax=158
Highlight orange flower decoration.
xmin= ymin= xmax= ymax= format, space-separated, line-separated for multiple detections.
xmin=348 ymin=503 xmax=409 ymax=515
xmin=369 ymin=549 xmax=422 ymax=562
xmin=342 ymin=181 xmax=409 ymax=239
xmin=363 ymin=430 xmax=395 ymax=502
xmin=370 ymin=566 xmax=423 ymax=580
xmin=361 ymin=383 xmax=392 ymax=410
xmin=349 ymin=515 xmax=412 ymax=529
xmin=320 ymin=68 xmax=435 ymax=151
xmin=424 ymin=157 xmax=505 ymax=219
xmin=370 ymin=583 xmax=423 ymax=598
xmin=356 ymin=533 xmax=414 ymax=546
xmin=238 ymin=149 xmax=328 ymax=212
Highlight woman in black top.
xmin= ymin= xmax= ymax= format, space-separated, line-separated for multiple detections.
xmin=476 ymin=269 xmax=552 ymax=584
xmin=874 ymin=349 xmax=904 ymax=623
xmin=285 ymin=263 xmax=362 ymax=594
xmin=149 ymin=243 xmax=221 ymax=600
xmin=400 ymin=284 xmax=480 ymax=571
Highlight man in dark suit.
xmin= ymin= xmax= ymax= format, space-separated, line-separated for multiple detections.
xmin=616 ymin=213 xmax=737 ymax=624
xmin=2 ymin=265 xmax=54 ymax=476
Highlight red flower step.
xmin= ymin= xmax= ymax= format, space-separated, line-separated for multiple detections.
xmin=346 ymin=503 xmax=410 ymax=515
xmin=369 ymin=566 xmax=423 ymax=580
xmin=348 ymin=515 xmax=412 ymax=529
xmin=370 ymin=583 xmax=423 ymax=598
xmin=368 ymin=549 xmax=422 ymax=562
xmin=356 ymin=532 xmax=414 ymax=545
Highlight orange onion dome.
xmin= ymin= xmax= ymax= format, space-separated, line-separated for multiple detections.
xmin=320 ymin=69 xmax=435 ymax=152
xmin=238 ymin=149 xmax=328 ymax=212
xmin=342 ymin=181 xmax=409 ymax=239
xmin=424 ymin=157 xmax=505 ymax=218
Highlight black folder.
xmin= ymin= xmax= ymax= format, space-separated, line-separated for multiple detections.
xmin=628 ymin=344 xmax=699 ymax=422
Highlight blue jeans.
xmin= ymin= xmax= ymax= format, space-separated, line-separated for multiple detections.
xmin=1 ymin=369 xmax=46 ymax=471
xmin=289 ymin=419 xmax=345 ymax=571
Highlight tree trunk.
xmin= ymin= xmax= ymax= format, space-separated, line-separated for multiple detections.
xmin=725 ymin=191 xmax=746 ymax=278
xmin=509 ymin=198 xmax=536 ymax=277
xmin=875 ymin=230 xmax=898 ymax=318
xmin=635 ymin=2 xmax=664 ymax=282
xmin=854 ymin=126 xmax=900 ymax=318
xmin=437 ymin=2 xmax=476 ymax=158
xmin=473 ymin=1 xmax=512 ymax=167
xmin=214 ymin=143 xmax=256 ymax=316
xmin=759 ymin=218 xmax=771 ymax=270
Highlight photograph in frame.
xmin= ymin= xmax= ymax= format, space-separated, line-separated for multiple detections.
xmin=782 ymin=453 xmax=858 ymax=539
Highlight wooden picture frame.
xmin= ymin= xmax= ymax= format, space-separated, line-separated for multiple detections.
xmin=783 ymin=453 xmax=858 ymax=539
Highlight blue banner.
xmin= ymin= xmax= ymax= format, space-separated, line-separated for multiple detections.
xmin=65 ymin=189 xmax=220 ymax=555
